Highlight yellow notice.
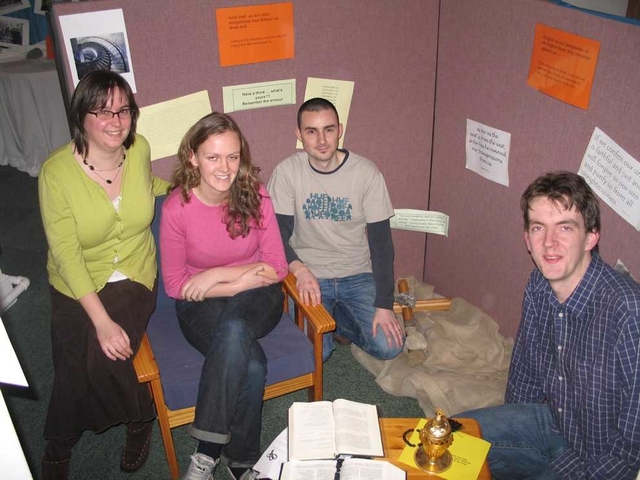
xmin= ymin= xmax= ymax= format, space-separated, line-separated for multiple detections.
xmin=398 ymin=419 xmax=491 ymax=480
xmin=297 ymin=77 xmax=355 ymax=149
xmin=137 ymin=91 xmax=212 ymax=162
xmin=390 ymin=210 xmax=449 ymax=236
xmin=223 ymin=79 xmax=296 ymax=113
xmin=527 ymin=24 xmax=600 ymax=110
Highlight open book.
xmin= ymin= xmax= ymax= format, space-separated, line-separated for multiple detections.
xmin=281 ymin=458 xmax=405 ymax=480
xmin=288 ymin=399 xmax=383 ymax=461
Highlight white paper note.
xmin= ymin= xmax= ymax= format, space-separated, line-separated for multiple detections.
xmin=465 ymin=119 xmax=511 ymax=187
xmin=578 ymin=127 xmax=640 ymax=231
xmin=390 ymin=209 xmax=449 ymax=236
xmin=254 ymin=427 xmax=288 ymax=480
xmin=223 ymin=79 xmax=296 ymax=112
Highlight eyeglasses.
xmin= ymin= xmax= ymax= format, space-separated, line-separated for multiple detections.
xmin=88 ymin=108 xmax=133 ymax=120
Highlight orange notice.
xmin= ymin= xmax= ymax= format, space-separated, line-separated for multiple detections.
xmin=527 ymin=24 xmax=600 ymax=110
xmin=216 ymin=2 xmax=294 ymax=67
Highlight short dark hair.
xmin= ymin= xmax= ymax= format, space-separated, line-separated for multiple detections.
xmin=297 ymin=97 xmax=339 ymax=128
xmin=69 ymin=71 xmax=139 ymax=158
xmin=520 ymin=171 xmax=601 ymax=234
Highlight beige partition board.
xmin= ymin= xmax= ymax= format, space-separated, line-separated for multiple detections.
xmin=50 ymin=0 xmax=440 ymax=280
xmin=427 ymin=0 xmax=640 ymax=337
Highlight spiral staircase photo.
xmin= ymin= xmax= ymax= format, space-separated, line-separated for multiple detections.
xmin=71 ymin=34 xmax=129 ymax=78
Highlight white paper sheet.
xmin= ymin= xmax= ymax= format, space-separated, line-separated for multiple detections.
xmin=254 ymin=427 xmax=288 ymax=480
xmin=578 ymin=127 xmax=640 ymax=231
xmin=0 ymin=316 xmax=27 ymax=387
xmin=465 ymin=119 xmax=511 ymax=187
xmin=390 ymin=209 xmax=449 ymax=236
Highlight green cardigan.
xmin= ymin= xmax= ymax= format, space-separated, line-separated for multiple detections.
xmin=39 ymin=135 xmax=170 ymax=299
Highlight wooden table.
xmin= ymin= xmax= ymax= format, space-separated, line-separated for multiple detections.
xmin=379 ymin=417 xmax=491 ymax=480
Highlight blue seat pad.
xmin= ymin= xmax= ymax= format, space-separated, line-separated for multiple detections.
xmin=146 ymin=306 xmax=315 ymax=411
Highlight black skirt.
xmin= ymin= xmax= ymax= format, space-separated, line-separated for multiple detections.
xmin=44 ymin=279 xmax=157 ymax=440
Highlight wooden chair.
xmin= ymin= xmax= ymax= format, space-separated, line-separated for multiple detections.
xmin=133 ymin=197 xmax=335 ymax=479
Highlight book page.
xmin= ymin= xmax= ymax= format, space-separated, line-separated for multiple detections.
xmin=280 ymin=460 xmax=337 ymax=480
xmin=333 ymin=399 xmax=383 ymax=457
xmin=341 ymin=458 xmax=406 ymax=480
xmin=288 ymin=401 xmax=336 ymax=460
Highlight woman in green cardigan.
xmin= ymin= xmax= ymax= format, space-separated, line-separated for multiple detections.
xmin=38 ymin=70 xmax=169 ymax=480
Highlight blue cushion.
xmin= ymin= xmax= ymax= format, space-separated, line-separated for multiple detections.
xmin=149 ymin=195 xmax=315 ymax=411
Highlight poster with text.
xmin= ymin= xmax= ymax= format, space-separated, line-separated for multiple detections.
xmin=59 ymin=9 xmax=136 ymax=92
xmin=216 ymin=2 xmax=294 ymax=67
xmin=578 ymin=127 xmax=640 ymax=231
xmin=527 ymin=24 xmax=600 ymax=110
xmin=465 ymin=119 xmax=511 ymax=187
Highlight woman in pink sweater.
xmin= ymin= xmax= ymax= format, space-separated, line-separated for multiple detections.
xmin=159 ymin=112 xmax=287 ymax=480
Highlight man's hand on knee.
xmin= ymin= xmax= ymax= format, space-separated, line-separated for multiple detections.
xmin=290 ymin=261 xmax=321 ymax=306
xmin=372 ymin=308 xmax=404 ymax=348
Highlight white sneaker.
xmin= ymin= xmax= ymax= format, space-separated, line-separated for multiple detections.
xmin=181 ymin=453 xmax=219 ymax=480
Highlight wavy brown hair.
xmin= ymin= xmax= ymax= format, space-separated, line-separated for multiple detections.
xmin=171 ymin=112 xmax=263 ymax=239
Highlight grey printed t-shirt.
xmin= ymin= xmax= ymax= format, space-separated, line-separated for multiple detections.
xmin=267 ymin=150 xmax=394 ymax=279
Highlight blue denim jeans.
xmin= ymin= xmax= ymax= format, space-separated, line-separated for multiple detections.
xmin=176 ymin=283 xmax=283 ymax=467
xmin=460 ymin=403 xmax=569 ymax=480
xmin=319 ymin=273 xmax=403 ymax=361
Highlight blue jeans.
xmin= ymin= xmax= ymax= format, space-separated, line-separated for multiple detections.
xmin=460 ymin=403 xmax=569 ymax=480
xmin=319 ymin=273 xmax=403 ymax=361
xmin=176 ymin=283 xmax=283 ymax=467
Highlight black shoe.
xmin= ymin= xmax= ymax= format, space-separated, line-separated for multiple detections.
xmin=120 ymin=420 xmax=154 ymax=472
xmin=42 ymin=438 xmax=74 ymax=480
xmin=334 ymin=333 xmax=352 ymax=346
xmin=41 ymin=457 xmax=70 ymax=480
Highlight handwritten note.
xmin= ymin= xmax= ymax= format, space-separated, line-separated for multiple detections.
xmin=390 ymin=210 xmax=449 ymax=236
xmin=466 ymin=119 xmax=511 ymax=187
xmin=578 ymin=127 xmax=640 ymax=231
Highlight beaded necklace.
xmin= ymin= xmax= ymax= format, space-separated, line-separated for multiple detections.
xmin=83 ymin=152 xmax=126 ymax=185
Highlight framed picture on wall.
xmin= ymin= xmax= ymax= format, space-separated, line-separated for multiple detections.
xmin=0 ymin=0 xmax=30 ymax=16
xmin=0 ymin=16 xmax=29 ymax=47
xmin=35 ymin=0 xmax=82 ymax=16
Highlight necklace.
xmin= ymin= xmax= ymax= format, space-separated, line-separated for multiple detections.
xmin=83 ymin=152 xmax=126 ymax=185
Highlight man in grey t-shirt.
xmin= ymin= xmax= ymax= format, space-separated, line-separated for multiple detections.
xmin=267 ymin=98 xmax=404 ymax=361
